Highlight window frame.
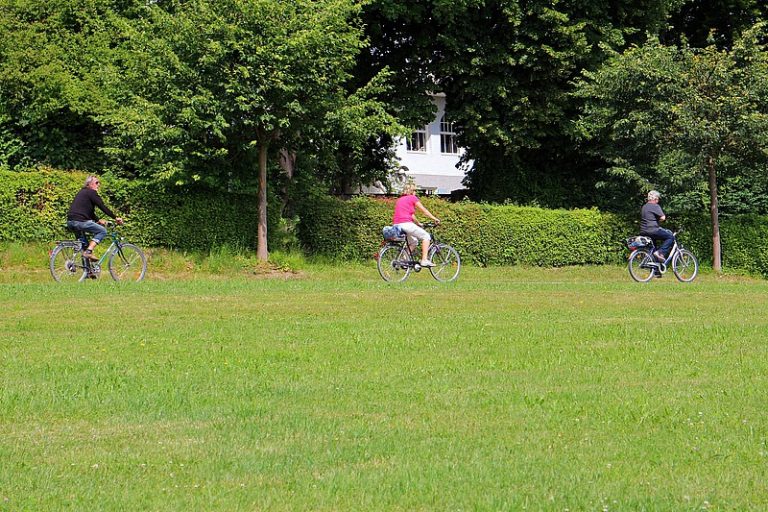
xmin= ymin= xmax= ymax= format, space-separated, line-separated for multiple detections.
xmin=439 ymin=114 xmax=458 ymax=155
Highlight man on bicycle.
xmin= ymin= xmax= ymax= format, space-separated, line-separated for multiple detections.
xmin=392 ymin=182 xmax=440 ymax=267
xmin=67 ymin=175 xmax=123 ymax=261
xmin=640 ymin=190 xmax=674 ymax=262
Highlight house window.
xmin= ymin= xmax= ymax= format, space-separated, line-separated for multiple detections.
xmin=407 ymin=127 xmax=428 ymax=152
xmin=440 ymin=115 xmax=458 ymax=154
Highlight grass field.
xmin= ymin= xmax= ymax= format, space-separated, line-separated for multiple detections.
xmin=2 ymin=253 xmax=768 ymax=510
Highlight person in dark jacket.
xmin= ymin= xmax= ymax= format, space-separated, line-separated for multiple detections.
xmin=67 ymin=175 xmax=123 ymax=260
xmin=640 ymin=190 xmax=674 ymax=261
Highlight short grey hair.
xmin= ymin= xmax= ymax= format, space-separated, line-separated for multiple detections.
xmin=85 ymin=175 xmax=99 ymax=187
xmin=647 ymin=190 xmax=661 ymax=201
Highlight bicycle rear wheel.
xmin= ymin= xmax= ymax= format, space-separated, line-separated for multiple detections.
xmin=50 ymin=244 xmax=87 ymax=282
xmin=672 ymin=249 xmax=698 ymax=282
xmin=377 ymin=244 xmax=411 ymax=282
xmin=428 ymin=244 xmax=461 ymax=282
xmin=108 ymin=243 xmax=147 ymax=281
xmin=628 ymin=249 xmax=656 ymax=282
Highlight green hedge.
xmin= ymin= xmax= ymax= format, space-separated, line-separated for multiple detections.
xmin=297 ymin=194 xmax=635 ymax=266
xmin=5 ymin=169 xmax=768 ymax=276
xmin=0 ymin=169 xmax=280 ymax=251
xmin=297 ymin=194 xmax=768 ymax=276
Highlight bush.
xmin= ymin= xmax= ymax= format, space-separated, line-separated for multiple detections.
xmin=0 ymin=169 xmax=282 ymax=251
xmin=297 ymin=194 xmax=768 ymax=275
xmin=297 ymin=194 xmax=636 ymax=266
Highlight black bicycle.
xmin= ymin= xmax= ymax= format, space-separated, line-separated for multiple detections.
xmin=49 ymin=221 xmax=147 ymax=282
xmin=625 ymin=230 xmax=698 ymax=283
xmin=376 ymin=222 xmax=461 ymax=282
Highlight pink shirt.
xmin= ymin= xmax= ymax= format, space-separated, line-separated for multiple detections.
xmin=393 ymin=194 xmax=419 ymax=224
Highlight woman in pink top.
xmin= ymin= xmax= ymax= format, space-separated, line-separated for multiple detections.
xmin=392 ymin=183 xmax=441 ymax=267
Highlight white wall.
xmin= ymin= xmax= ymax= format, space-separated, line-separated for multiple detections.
xmin=394 ymin=94 xmax=470 ymax=195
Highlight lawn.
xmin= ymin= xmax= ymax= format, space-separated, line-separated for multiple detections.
xmin=1 ymin=261 xmax=767 ymax=510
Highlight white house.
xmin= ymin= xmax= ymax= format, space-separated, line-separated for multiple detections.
xmin=363 ymin=93 xmax=470 ymax=196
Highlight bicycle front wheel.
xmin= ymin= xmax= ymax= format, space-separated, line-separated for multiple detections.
xmin=50 ymin=244 xmax=87 ymax=282
xmin=377 ymin=244 xmax=411 ymax=282
xmin=429 ymin=244 xmax=461 ymax=282
xmin=672 ymin=249 xmax=698 ymax=282
xmin=628 ymin=249 xmax=656 ymax=283
xmin=108 ymin=243 xmax=147 ymax=282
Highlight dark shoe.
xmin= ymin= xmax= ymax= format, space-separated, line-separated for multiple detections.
xmin=654 ymin=272 xmax=663 ymax=278
xmin=87 ymin=273 xmax=98 ymax=280
xmin=83 ymin=250 xmax=98 ymax=261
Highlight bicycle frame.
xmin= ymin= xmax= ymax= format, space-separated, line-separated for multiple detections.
xmin=649 ymin=239 xmax=680 ymax=273
xmin=386 ymin=224 xmax=445 ymax=269
xmin=51 ymin=222 xmax=147 ymax=282
xmin=627 ymin=229 xmax=698 ymax=283
xmin=75 ymin=229 xmax=123 ymax=274
xmin=377 ymin=222 xmax=461 ymax=282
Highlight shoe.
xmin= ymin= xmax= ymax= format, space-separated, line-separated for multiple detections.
xmin=420 ymin=260 xmax=435 ymax=267
xmin=654 ymin=272 xmax=663 ymax=278
xmin=653 ymin=251 xmax=664 ymax=261
xmin=87 ymin=273 xmax=98 ymax=280
xmin=83 ymin=250 xmax=98 ymax=261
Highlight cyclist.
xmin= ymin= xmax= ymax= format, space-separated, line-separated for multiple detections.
xmin=640 ymin=190 xmax=674 ymax=262
xmin=67 ymin=175 xmax=123 ymax=261
xmin=392 ymin=182 xmax=441 ymax=268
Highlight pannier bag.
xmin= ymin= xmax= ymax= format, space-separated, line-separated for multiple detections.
xmin=382 ymin=225 xmax=403 ymax=240
xmin=625 ymin=236 xmax=653 ymax=249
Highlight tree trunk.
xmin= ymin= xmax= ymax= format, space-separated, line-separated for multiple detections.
xmin=708 ymin=156 xmax=722 ymax=272
xmin=278 ymin=149 xmax=296 ymax=215
xmin=278 ymin=149 xmax=296 ymax=181
xmin=257 ymin=141 xmax=269 ymax=261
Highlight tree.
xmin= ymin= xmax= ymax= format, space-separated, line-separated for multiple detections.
xmin=574 ymin=24 xmax=768 ymax=271
xmin=356 ymin=0 xmax=682 ymax=207
xmin=97 ymin=0 xmax=397 ymax=260
xmin=0 ymin=0 xmax=123 ymax=171
xmin=664 ymin=0 xmax=768 ymax=48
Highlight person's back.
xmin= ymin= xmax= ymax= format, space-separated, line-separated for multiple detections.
xmin=68 ymin=187 xmax=112 ymax=222
xmin=393 ymin=194 xmax=419 ymax=225
xmin=639 ymin=190 xmax=674 ymax=262
xmin=640 ymin=201 xmax=664 ymax=234
xmin=66 ymin=175 xmax=122 ymax=262
xmin=391 ymin=184 xmax=440 ymax=267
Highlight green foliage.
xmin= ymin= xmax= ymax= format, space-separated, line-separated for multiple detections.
xmin=297 ymin=194 xmax=635 ymax=266
xmin=0 ymin=169 xmax=282 ymax=251
xmin=575 ymin=24 xmax=768 ymax=270
xmin=682 ymin=214 xmax=768 ymax=278
xmin=664 ymin=0 xmax=768 ymax=48
xmin=96 ymin=0 xmax=371 ymax=183
xmin=359 ymin=0 xmax=681 ymax=207
xmin=296 ymin=195 xmax=768 ymax=275
xmin=0 ymin=0 xmax=403 ymax=260
xmin=0 ymin=0 xmax=124 ymax=171
xmin=575 ymin=25 xmax=768 ymax=214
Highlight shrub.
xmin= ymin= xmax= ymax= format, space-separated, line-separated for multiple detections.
xmin=0 ymin=169 xmax=281 ymax=251
xmin=297 ymin=195 xmax=636 ymax=266
xmin=297 ymin=194 xmax=768 ymax=275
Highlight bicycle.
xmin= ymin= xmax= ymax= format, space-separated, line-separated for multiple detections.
xmin=376 ymin=222 xmax=461 ymax=282
xmin=625 ymin=230 xmax=698 ymax=283
xmin=49 ymin=221 xmax=147 ymax=282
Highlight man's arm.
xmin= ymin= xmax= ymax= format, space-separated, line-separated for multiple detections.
xmin=90 ymin=190 xmax=123 ymax=224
